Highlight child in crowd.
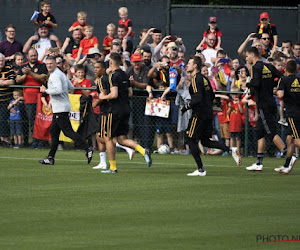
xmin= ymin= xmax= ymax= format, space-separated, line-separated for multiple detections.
xmin=7 ymin=89 xmax=24 ymax=148
xmin=75 ymin=25 xmax=98 ymax=63
xmin=231 ymin=66 xmax=249 ymax=91
xmin=196 ymin=16 xmax=222 ymax=51
xmin=216 ymin=94 xmax=230 ymax=156
xmin=118 ymin=7 xmax=133 ymax=41
xmin=103 ymin=23 xmax=116 ymax=55
xmin=155 ymin=81 xmax=174 ymax=153
xmin=227 ymin=88 xmax=244 ymax=154
xmin=72 ymin=64 xmax=91 ymax=96
xmin=256 ymin=12 xmax=278 ymax=47
xmin=68 ymin=11 xmax=88 ymax=32
xmin=32 ymin=0 xmax=60 ymax=46
xmin=12 ymin=52 xmax=24 ymax=75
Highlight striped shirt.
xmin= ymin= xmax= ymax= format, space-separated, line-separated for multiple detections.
xmin=0 ymin=64 xmax=15 ymax=102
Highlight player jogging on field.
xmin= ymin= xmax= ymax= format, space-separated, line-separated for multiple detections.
xmin=99 ymin=53 xmax=152 ymax=173
xmin=245 ymin=47 xmax=286 ymax=171
xmin=181 ymin=56 xmax=241 ymax=176
xmin=274 ymin=60 xmax=299 ymax=174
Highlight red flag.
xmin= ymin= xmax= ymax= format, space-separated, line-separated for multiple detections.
xmin=33 ymin=93 xmax=53 ymax=141
xmin=224 ymin=63 xmax=231 ymax=76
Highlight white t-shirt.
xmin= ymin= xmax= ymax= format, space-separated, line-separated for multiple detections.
xmin=202 ymin=48 xmax=217 ymax=75
xmin=33 ymin=38 xmax=52 ymax=62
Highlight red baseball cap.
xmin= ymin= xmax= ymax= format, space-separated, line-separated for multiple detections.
xmin=260 ymin=12 xmax=269 ymax=20
xmin=209 ymin=16 xmax=217 ymax=23
xmin=131 ymin=53 xmax=142 ymax=62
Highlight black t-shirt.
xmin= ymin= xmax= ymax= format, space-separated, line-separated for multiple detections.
xmin=18 ymin=61 xmax=48 ymax=77
xmin=256 ymin=23 xmax=277 ymax=45
xmin=189 ymin=72 xmax=215 ymax=119
xmin=107 ymin=69 xmax=131 ymax=113
xmin=126 ymin=40 xmax=133 ymax=55
xmin=246 ymin=61 xmax=282 ymax=110
xmin=155 ymin=68 xmax=181 ymax=86
xmin=0 ymin=64 xmax=15 ymax=102
xmin=65 ymin=37 xmax=82 ymax=57
xmin=37 ymin=12 xmax=56 ymax=29
xmin=95 ymin=74 xmax=110 ymax=113
xmin=278 ymin=75 xmax=300 ymax=118
xmin=126 ymin=65 xmax=150 ymax=86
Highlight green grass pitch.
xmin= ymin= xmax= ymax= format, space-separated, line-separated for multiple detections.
xmin=0 ymin=148 xmax=299 ymax=249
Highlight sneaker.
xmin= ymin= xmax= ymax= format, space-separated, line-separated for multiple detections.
xmin=246 ymin=163 xmax=263 ymax=171
xmin=278 ymin=119 xmax=288 ymax=126
xmin=93 ymin=163 xmax=107 ymax=170
xmin=85 ymin=147 xmax=93 ymax=164
xmin=274 ymin=166 xmax=286 ymax=173
xmin=231 ymin=147 xmax=242 ymax=166
xmin=153 ymin=149 xmax=159 ymax=154
xmin=144 ymin=148 xmax=152 ymax=167
xmin=180 ymin=149 xmax=190 ymax=155
xmin=101 ymin=169 xmax=117 ymax=174
xmin=171 ymin=148 xmax=180 ymax=154
xmin=288 ymin=156 xmax=297 ymax=173
xmin=14 ymin=144 xmax=20 ymax=149
xmin=39 ymin=156 xmax=54 ymax=165
xmin=222 ymin=151 xmax=230 ymax=157
xmin=57 ymin=144 xmax=64 ymax=151
xmin=126 ymin=148 xmax=135 ymax=160
xmin=187 ymin=168 xmax=207 ymax=176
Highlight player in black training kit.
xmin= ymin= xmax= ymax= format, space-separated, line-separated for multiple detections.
xmin=181 ymin=56 xmax=241 ymax=176
xmin=274 ymin=60 xmax=299 ymax=174
xmin=99 ymin=53 xmax=152 ymax=173
xmin=245 ymin=47 xmax=286 ymax=171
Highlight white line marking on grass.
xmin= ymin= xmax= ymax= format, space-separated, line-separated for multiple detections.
xmin=0 ymin=155 xmax=271 ymax=168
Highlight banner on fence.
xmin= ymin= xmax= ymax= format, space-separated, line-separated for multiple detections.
xmin=145 ymin=98 xmax=170 ymax=118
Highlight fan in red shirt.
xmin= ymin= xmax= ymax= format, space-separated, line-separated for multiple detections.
xmin=103 ymin=23 xmax=117 ymax=55
xmin=118 ymin=7 xmax=134 ymax=40
xmin=68 ymin=11 xmax=88 ymax=33
xmin=72 ymin=64 xmax=91 ymax=96
xmin=227 ymin=89 xmax=244 ymax=154
xmin=196 ymin=16 xmax=222 ymax=51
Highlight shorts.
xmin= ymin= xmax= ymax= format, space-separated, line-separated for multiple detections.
xmin=230 ymin=132 xmax=241 ymax=138
xmin=186 ymin=115 xmax=212 ymax=140
xmin=101 ymin=111 xmax=130 ymax=138
xmin=156 ymin=117 xmax=172 ymax=134
xmin=287 ymin=117 xmax=300 ymax=139
xmin=10 ymin=120 xmax=22 ymax=135
xmin=256 ymin=108 xmax=277 ymax=140
xmin=220 ymin=122 xmax=230 ymax=139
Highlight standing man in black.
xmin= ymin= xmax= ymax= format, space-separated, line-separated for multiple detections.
xmin=245 ymin=47 xmax=286 ymax=171
xmin=182 ymin=56 xmax=241 ymax=176
xmin=274 ymin=60 xmax=299 ymax=174
xmin=99 ymin=53 xmax=152 ymax=173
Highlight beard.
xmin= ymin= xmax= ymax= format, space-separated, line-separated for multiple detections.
xmin=143 ymin=59 xmax=151 ymax=67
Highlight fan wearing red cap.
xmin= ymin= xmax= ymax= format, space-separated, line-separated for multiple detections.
xmin=196 ymin=16 xmax=222 ymax=51
xmin=256 ymin=12 xmax=278 ymax=47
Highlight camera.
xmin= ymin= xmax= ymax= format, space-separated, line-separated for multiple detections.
xmin=219 ymin=58 xmax=229 ymax=63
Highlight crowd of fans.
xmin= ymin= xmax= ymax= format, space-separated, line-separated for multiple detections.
xmin=0 ymin=0 xmax=299 ymax=157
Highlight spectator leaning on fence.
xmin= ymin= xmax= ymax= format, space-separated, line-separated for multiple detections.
xmin=0 ymin=53 xmax=16 ymax=146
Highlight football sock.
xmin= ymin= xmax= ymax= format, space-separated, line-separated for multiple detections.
xmin=256 ymin=153 xmax=264 ymax=165
xmin=100 ymin=152 xmax=106 ymax=165
xmin=116 ymin=142 xmax=133 ymax=154
xmin=135 ymin=144 xmax=145 ymax=156
xmin=109 ymin=160 xmax=117 ymax=171
xmin=187 ymin=138 xmax=203 ymax=170
xmin=284 ymin=157 xmax=291 ymax=168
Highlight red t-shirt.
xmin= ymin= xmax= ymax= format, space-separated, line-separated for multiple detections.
xmin=202 ymin=29 xmax=222 ymax=50
xmin=72 ymin=78 xmax=91 ymax=95
xmin=71 ymin=21 xmax=87 ymax=29
xmin=103 ymin=36 xmax=116 ymax=54
xmin=118 ymin=18 xmax=133 ymax=37
xmin=79 ymin=36 xmax=98 ymax=55
xmin=217 ymin=99 xmax=230 ymax=124
xmin=229 ymin=100 xmax=243 ymax=132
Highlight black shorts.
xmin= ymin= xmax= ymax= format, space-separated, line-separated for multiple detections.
xmin=186 ymin=115 xmax=212 ymax=140
xmin=287 ymin=117 xmax=300 ymax=139
xmin=101 ymin=111 xmax=130 ymax=138
xmin=256 ymin=108 xmax=277 ymax=140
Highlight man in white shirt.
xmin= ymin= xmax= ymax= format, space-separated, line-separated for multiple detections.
xmin=39 ymin=56 xmax=93 ymax=165
xmin=201 ymin=33 xmax=218 ymax=75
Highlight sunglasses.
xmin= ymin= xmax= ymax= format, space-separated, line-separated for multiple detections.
xmin=170 ymin=47 xmax=178 ymax=51
xmin=262 ymin=37 xmax=270 ymax=40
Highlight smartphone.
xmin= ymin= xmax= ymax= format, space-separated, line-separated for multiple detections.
xmin=169 ymin=36 xmax=177 ymax=41
xmin=49 ymin=48 xmax=59 ymax=53
xmin=160 ymin=62 xmax=168 ymax=67
xmin=220 ymin=58 xmax=229 ymax=63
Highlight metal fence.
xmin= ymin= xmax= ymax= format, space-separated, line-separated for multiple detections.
xmin=0 ymin=86 xmax=287 ymax=158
